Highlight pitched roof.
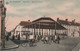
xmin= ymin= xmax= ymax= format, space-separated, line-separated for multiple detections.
xmin=10 ymin=21 xmax=33 ymax=32
xmin=19 ymin=21 xmax=33 ymax=26
xmin=24 ymin=17 xmax=66 ymax=30
xmin=32 ymin=17 xmax=55 ymax=23
xmin=57 ymin=19 xmax=80 ymax=26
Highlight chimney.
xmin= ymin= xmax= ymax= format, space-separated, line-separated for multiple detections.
xmin=57 ymin=18 xmax=59 ymax=22
xmin=28 ymin=20 xmax=30 ymax=22
xmin=65 ymin=19 xmax=68 ymax=21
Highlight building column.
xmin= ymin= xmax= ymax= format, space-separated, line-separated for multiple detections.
xmin=55 ymin=22 xmax=56 ymax=35
xmin=51 ymin=29 xmax=53 ymax=35
xmin=39 ymin=22 xmax=40 ymax=35
xmin=32 ymin=25 xmax=33 ymax=34
xmin=42 ymin=29 xmax=43 ymax=36
xmin=34 ymin=24 xmax=36 ymax=35
xmin=20 ymin=26 xmax=22 ymax=37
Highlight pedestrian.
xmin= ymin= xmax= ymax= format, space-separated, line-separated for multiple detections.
xmin=12 ymin=34 xmax=15 ymax=40
xmin=57 ymin=35 xmax=60 ymax=44
xmin=41 ymin=36 xmax=45 ymax=44
xmin=54 ymin=35 xmax=57 ymax=43
xmin=45 ymin=36 xmax=48 ymax=44
xmin=51 ymin=35 xmax=54 ymax=42
xmin=18 ymin=34 xmax=20 ymax=40
xmin=16 ymin=35 xmax=18 ymax=38
xmin=29 ymin=35 xmax=34 ymax=47
xmin=36 ymin=35 xmax=39 ymax=42
xmin=6 ymin=34 xmax=9 ymax=41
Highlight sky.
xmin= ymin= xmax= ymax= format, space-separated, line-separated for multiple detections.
xmin=4 ymin=0 xmax=80 ymax=32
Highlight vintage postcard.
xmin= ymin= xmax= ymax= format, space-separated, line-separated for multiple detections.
xmin=0 ymin=0 xmax=80 ymax=51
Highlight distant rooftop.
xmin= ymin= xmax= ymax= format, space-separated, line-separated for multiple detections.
xmin=19 ymin=21 xmax=33 ymax=26
xmin=32 ymin=17 xmax=55 ymax=22
xmin=57 ymin=18 xmax=80 ymax=26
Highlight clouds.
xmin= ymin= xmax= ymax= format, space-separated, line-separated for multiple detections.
xmin=57 ymin=2 xmax=75 ymax=11
xmin=6 ymin=5 xmax=18 ymax=14
xmin=5 ymin=16 xmax=35 ymax=31
xmin=24 ymin=2 xmax=48 ymax=10
xmin=6 ymin=2 xmax=49 ymax=17
xmin=6 ymin=0 xmax=79 ymax=17
xmin=5 ymin=0 xmax=80 ymax=31
xmin=68 ymin=8 xmax=80 ymax=16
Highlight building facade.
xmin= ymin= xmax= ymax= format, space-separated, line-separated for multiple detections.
xmin=11 ymin=17 xmax=80 ymax=40
xmin=11 ymin=17 xmax=66 ymax=39
xmin=57 ymin=18 xmax=80 ymax=37
xmin=10 ymin=21 xmax=32 ymax=40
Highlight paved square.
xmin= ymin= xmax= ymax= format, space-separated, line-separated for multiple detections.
xmin=1 ymin=37 xmax=80 ymax=51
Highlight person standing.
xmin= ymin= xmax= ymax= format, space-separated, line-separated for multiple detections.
xmin=12 ymin=34 xmax=15 ymax=40
xmin=6 ymin=34 xmax=9 ymax=41
xmin=57 ymin=35 xmax=60 ymax=44
xmin=29 ymin=35 xmax=34 ymax=47
xmin=54 ymin=35 xmax=57 ymax=43
xmin=45 ymin=36 xmax=48 ymax=44
xmin=41 ymin=36 xmax=45 ymax=44
xmin=18 ymin=34 xmax=20 ymax=40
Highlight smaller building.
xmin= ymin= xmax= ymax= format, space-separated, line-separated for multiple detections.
xmin=57 ymin=18 xmax=80 ymax=37
xmin=10 ymin=21 xmax=33 ymax=40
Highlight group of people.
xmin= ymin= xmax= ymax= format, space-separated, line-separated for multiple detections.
xmin=28 ymin=34 xmax=61 ymax=45
xmin=5 ymin=33 xmax=61 ymax=47
xmin=41 ymin=35 xmax=60 ymax=44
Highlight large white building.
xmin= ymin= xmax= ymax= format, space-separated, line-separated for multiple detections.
xmin=11 ymin=17 xmax=80 ymax=39
xmin=57 ymin=18 xmax=80 ymax=37
xmin=11 ymin=17 xmax=66 ymax=39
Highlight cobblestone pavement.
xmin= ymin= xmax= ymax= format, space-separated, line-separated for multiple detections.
xmin=1 ymin=37 xmax=80 ymax=51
